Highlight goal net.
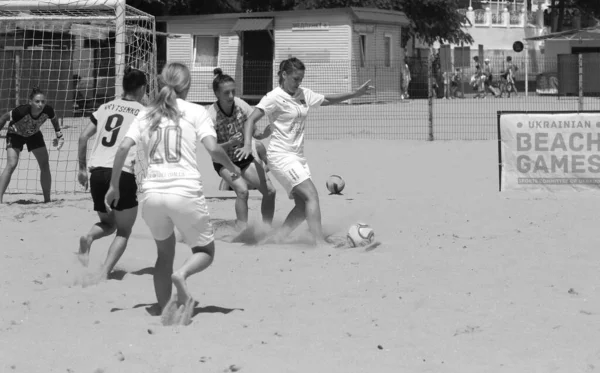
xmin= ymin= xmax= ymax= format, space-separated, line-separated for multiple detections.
xmin=0 ymin=0 xmax=157 ymax=196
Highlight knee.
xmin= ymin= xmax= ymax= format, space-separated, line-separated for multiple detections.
xmin=265 ymin=186 xmax=276 ymax=199
xmin=115 ymin=226 xmax=133 ymax=238
xmin=4 ymin=161 xmax=18 ymax=172
xmin=39 ymin=162 xmax=51 ymax=173
xmin=235 ymin=188 xmax=249 ymax=201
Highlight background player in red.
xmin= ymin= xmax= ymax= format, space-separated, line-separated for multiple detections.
xmin=76 ymin=68 xmax=147 ymax=283
xmin=0 ymin=87 xmax=64 ymax=203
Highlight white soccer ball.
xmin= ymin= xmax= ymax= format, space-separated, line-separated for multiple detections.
xmin=346 ymin=223 xmax=375 ymax=247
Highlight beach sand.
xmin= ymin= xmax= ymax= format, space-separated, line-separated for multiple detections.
xmin=1 ymin=139 xmax=600 ymax=373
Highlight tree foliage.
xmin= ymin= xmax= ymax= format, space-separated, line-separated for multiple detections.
xmin=130 ymin=0 xmax=473 ymax=47
xmin=299 ymin=0 xmax=473 ymax=46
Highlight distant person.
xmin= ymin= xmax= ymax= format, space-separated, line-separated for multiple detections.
xmin=501 ymin=56 xmax=518 ymax=98
xmin=401 ymin=59 xmax=411 ymax=100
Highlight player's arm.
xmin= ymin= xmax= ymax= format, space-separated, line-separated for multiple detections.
xmin=203 ymin=136 xmax=241 ymax=178
xmin=104 ymin=137 xmax=135 ymax=212
xmin=321 ymin=80 xmax=375 ymax=106
xmin=0 ymin=112 xmax=10 ymax=132
xmin=253 ymin=124 xmax=272 ymax=140
xmin=110 ymin=137 xmax=135 ymax=189
xmin=234 ymin=108 xmax=265 ymax=160
xmin=78 ymin=122 xmax=97 ymax=171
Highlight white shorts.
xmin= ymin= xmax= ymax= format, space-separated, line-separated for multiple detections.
xmin=140 ymin=192 xmax=214 ymax=247
xmin=268 ymin=155 xmax=311 ymax=199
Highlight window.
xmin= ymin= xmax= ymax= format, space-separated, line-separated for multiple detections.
xmin=359 ymin=34 xmax=367 ymax=67
xmin=193 ymin=36 xmax=219 ymax=67
xmin=384 ymin=34 xmax=392 ymax=67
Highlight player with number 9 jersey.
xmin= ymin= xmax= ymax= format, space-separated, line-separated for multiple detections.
xmin=88 ymin=98 xmax=144 ymax=174
xmin=76 ymin=68 xmax=148 ymax=282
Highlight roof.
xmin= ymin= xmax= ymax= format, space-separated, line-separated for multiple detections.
xmin=232 ymin=17 xmax=273 ymax=32
xmin=157 ymin=7 xmax=410 ymax=26
xmin=525 ymin=26 xmax=600 ymax=41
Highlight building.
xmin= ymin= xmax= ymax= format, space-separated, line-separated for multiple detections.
xmin=157 ymin=7 xmax=410 ymax=103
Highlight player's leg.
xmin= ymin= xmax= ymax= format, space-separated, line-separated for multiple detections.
xmin=254 ymin=140 xmax=269 ymax=173
xmin=96 ymin=171 xmax=139 ymax=279
xmin=78 ymin=211 xmax=116 ymax=267
xmin=241 ymin=160 xmax=276 ymax=225
xmin=168 ymin=194 xmax=215 ymax=325
xmin=220 ymin=167 xmax=250 ymax=230
xmin=79 ymin=168 xmax=117 ymax=266
xmin=141 ymin=193 xmax=176 ymax=310
xmin=289 ymin=178 xmax=327 ymax=245
xmin=30 ymin=138 xmax=51 ymax=203
xmin=0 ymin=144 xmax=21 ymax=203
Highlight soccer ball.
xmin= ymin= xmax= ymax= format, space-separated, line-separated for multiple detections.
xmin=346 ymin=223 xmax=375 ymax=247
xmin=326 ymin=175 xmax=345 ymax=194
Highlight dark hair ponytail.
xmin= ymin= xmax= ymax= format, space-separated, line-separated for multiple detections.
xmin=278 ymin=57 xmax=305 ymax=85
xmin=212 ymin=67 xmax=235 ymax=93
xmin=122 ymin=67 xmax=147 ymax=95
xmin=29 ymin=86 xmax=44 ymax=100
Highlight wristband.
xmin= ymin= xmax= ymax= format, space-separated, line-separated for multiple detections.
xmin=55 ymin=130 xmax=63 ymax=138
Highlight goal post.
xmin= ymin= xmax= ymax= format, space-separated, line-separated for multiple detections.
xmin=0 ymin=0 xmax=157 ymax=196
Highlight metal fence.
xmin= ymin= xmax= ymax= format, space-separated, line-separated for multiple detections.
xmin=159 ymin=54 xmax=600 ymax=141
xmin=2 ymin=54 xmax=599 ymax=195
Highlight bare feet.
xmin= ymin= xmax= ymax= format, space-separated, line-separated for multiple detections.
xmin=161 ymin=273 xmax=196 ymax=326
xmin=160 ymin=293 xmax=179 ymax=326
xmin=171 ymin=272 xmax=192 ymax=306
xmin=78 ymin=236 xmax=92 ymax=267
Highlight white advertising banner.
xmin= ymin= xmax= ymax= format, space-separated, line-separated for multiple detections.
xmin=499 ymin=112 xmax=600 ymax=191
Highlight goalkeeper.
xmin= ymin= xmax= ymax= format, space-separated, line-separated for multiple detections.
xmin=0 ymin=87 xmax=64 ymax=203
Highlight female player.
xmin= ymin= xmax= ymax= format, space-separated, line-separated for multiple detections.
xmin=0 ymin=88 xmax=64 ymax=203
xmin=209 ymin=68 xmax=276 ymax=230
xmin=104 ymin=62 xmax=242 ymax=324
xmin=235 ymin=57 xmax=374 ymax=247
xmin=76 ymin=68 xmax=147 ymax=282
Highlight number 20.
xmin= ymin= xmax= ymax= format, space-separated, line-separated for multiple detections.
xmin=149 ymin=126 xmax=182 ymax=164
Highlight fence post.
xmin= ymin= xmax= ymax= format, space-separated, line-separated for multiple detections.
xmin=524 ymin=41 xmax=529 ymax=100
xmin=428 ymin=50 xmax=434 ymax=141
xmin=578 ymin=53 xmax=583 ymax=111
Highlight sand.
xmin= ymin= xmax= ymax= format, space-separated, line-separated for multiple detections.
xmin=2 ymin=139 xmax=600 ymax=373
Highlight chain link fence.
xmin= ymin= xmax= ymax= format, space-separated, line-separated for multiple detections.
xmin=159 ymin=54 xmax=600 ymax=141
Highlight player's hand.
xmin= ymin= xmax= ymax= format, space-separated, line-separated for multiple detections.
xmin=53 ymin=132 xmax=65 ymax=150
xmin=104 ymin=185 xmax=119 ymax=213
xmin=77 ymin=169 xmax=89 ymax=191
xmin=355 ymin=80 xmax=375 ymax=96
xmin=230 ymin=132 xmax=243 ymax=147
xmin=234 ymin=144 xmax=253 ymax=161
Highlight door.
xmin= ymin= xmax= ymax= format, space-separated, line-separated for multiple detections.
xmin=242 ymin=30 xmax=273 ymax=96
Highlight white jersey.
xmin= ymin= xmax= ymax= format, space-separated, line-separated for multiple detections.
xmin=88 ymin=98 xmax=144 ymax=174
xmin=255 ymin=86 xmax=324 ymax=159
xmin=125 ymin=99 xmax=217 ymax=198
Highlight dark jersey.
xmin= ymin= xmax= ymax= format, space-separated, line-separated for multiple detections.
xmin=7 ymin=104 xmax=56 ymax=137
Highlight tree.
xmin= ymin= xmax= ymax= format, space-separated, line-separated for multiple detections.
xmin=549 ymin=0 xmax=600 ymax=33
xmin=298 ymin=0 xmax=473 ymax=47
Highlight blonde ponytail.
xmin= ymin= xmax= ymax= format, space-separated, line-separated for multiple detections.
xmin=144 ymin=62 xmax=191 ymax=132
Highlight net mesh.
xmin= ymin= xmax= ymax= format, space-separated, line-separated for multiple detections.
xmin=0 ymin=0 xmax=156 ymax=195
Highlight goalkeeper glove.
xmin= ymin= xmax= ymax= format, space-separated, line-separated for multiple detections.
xmin=53 ymin=130 xmax=65 ymax=150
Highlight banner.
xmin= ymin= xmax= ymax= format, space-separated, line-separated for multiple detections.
xmin=498 ymin=111 xmax=600 ymax=191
